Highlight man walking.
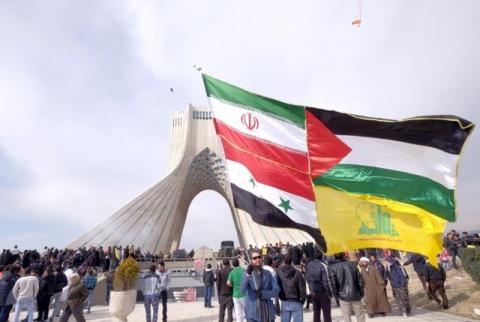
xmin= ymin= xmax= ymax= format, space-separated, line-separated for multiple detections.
xmin=227 ymin=258 xmax=246 ymax=322
xmin=330 ymin=253 xmax=365 ymax=322
xmin=386 ymin=258 xmax=411 ymax=317
xmin=157 ymin=261 xmax=171 ymax=322
xmin=216 ymin=259 xmax=233 ymax=322
xmin=83 ymin=268 xmax=97 ymax=314
xmin=425 ymin=261 xmax=448 ymax=310
xmin=241 ymin=252 xmax=280 ymax=322
xmin=203 ymin=263 xmax=215 ymax=308
xmin=359 ymin=257 xmax=390 ymax=318
xmin=59 ymin=274 xmax=88 ymax=322
xmin=277 ymin=255 xmax=306 ymax=322
xmin=403 ymin=253 xmax=430 ymax=299
xmin=306 ymin=251 xmax=332 ymax=322
xmin=50 ymin=265 xmax=68 ymax=321
xmin=12 ymin=267 xmax=39 ymax=322
xmin=143 ymin=264 xmax=162 ymax=322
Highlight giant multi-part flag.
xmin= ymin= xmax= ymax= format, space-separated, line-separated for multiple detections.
xmin=202 ymin=74 xmax=474 ymax=261
xmin=202 ymin=74 xmax=345 ymax=250
xmin=306 ymin=109 xmax=474 ymax=262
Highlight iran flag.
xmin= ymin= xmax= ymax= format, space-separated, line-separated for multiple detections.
xmin=203 ymin=74 xmax=350 ymax=250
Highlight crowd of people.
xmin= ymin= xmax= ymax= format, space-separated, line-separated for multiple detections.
xmin=197 ymin=249 xmax=456 ymax=322
xmin=0 ymin=229 xmax=477 ymax=322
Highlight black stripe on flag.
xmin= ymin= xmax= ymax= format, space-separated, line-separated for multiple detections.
xmin=231 ymin=184 xmax=327 ymax=251
xmin=306 ymin=108 xmax=474 ymax=155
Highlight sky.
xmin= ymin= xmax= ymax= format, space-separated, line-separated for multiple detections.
xmin=0 ymin=1 xmax=478 ymax=251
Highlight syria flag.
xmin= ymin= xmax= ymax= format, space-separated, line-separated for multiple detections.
xmin=202 ymin=74 xmax=350 ymax=250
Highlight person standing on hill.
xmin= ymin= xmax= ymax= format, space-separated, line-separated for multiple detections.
xmin=386 ymin=258 xmax=411 ymax=317
xmin=424 ymin=261 xmax=448 ymax=310
xmin=202 ymin=263 xmax=215 ymax=308
xmin=359 ymin=257 xmax=390 ymax=318
xmin=403 ymin=253 xmax=431 ymax=299
xmin=216 ymin=259 xmax=233 ymax=322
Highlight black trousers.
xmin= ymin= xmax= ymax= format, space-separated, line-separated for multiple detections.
xmin=160 ymin=290 xmax=168 ymax=321
xmin=429 ymin=280 xmax=449 ymax=309
xmin=312 ymin=293 xmax=332 ymax=322
xmin=218 ymin=295 xmax=233 ymax=322
xmin=59 ymin=304 xmax=85 ymax=322
xmin=37 ymin=296 xmax=51 ymax=321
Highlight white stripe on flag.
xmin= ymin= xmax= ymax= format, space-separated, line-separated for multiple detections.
xmin=338 ymin=135 xmax=458 ymax=189
xmin=226 ymin=160 xmax=318 ymax=228
xmin=209 ymin=97 xmax=307 ymax=153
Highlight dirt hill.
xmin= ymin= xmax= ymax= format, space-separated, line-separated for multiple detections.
xmin=400 ymin=264 xmax=480 ymax=320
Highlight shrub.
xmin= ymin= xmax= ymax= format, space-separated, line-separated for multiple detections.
xmin=459 ymin=246 xmax=480 ymax=284
xmin=113 ymin=257 xmax=140 ymax=291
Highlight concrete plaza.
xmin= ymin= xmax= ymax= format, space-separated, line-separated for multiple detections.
xmin=78 ymin=301 xmax=477 ymax=322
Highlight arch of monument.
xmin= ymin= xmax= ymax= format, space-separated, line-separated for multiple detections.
xmin=68 ymin=105 xmax=313 ymax=253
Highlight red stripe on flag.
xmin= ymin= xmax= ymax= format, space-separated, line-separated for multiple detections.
xmin=306 ymin=110 xmax=352 ymax=178
xmin=214 ymin=119 xmax=309 ymax=173
xmin=220 ymin=136 xmax=314 ymax=201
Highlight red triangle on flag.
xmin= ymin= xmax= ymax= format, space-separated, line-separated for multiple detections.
xmin=306 ymin=110 xmax=352 ymax=178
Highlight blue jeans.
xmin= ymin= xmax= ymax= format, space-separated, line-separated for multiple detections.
xmin=85 ymin=289 xmax=94 ymax=312
xmin=281 ymin=300 xmax=303 ymax=322
xmin=0 ymin=304 xmax=13 ymax=322
xmin=14 ymin=297 xmax=34 ymax=322
xmin=51 ymin=291 xmax=64 ymax=318
xmin=144 ymin=294 xmax=160 ymax=322
xmin=204 ymin=286 xmax=213 ymax=307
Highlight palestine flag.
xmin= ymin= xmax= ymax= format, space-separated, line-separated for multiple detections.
xmin=306 ymin=108 xmax=474 ymax=263
xmin=202 ymin=74 xmax=337 ymax=250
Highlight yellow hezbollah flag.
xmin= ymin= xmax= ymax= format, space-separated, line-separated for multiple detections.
xmin=314 ymin=186 xmax=446 ymax=263
xmin=305 ymin=108 xmax=474 ymax=262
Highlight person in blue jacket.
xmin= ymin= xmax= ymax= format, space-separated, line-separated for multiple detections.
xmin=241 ymin=251 xmax=280 ymax=322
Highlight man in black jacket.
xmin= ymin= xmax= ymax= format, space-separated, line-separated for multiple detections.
xmin=0 ymin=264 xmax=21 ymax=322
xmin=216 ymin=259 xmax=233 ymax=322
xmin=330 ymin=253 xmax=365 ymax=322
xmin=306 ymin=251 xmax=332 ymax=322
xmin=50 ymin=265 xmax=68 ymax=321
xmin=404 ymin=252 xmax=431 ymax=299
xmin=277 ymin=255 xmax=306 ymax=322
xmin=202 ymin=263 xmax=215 ymax=308
xmin=424 ymin=261 xmax=448 ymax=309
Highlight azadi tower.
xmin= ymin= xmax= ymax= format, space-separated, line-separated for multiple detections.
xmin=69 ymin=105 xmax=313 ymax=253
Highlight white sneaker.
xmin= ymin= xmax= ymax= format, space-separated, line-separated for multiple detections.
xmin=402 ymin=312 xmax=408 ymax=318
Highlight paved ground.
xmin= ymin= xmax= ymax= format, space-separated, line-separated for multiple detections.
xmin=75 ymin=301 xmax=477 ymax=322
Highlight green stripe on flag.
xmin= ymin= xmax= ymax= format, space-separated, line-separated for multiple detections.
xmin=313 ymin=164 xmax=455 ymax=222
xmin=202 ymin=74 xmax=305 ymax=128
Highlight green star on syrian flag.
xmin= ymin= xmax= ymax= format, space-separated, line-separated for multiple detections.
xmin=249 ymin=176 xmax=256 ymax=188
xmin=278 ymin=197 xmax=293 ymax=213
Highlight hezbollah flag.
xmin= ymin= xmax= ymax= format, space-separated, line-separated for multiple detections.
xmin=306 ymin=108 xmax=474 ymax=263
xmin=202 ymin=74 xmax=330 ymax=250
